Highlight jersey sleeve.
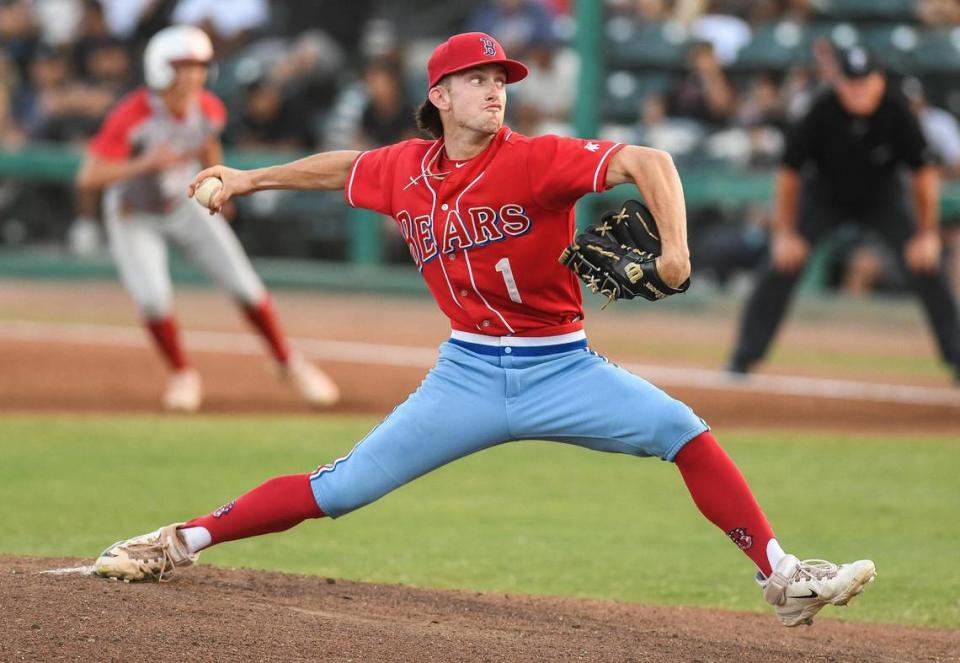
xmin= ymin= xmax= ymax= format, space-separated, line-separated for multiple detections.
xmin=200 ymin=90 xmax=227 ymax=134
xmin=87 ymin=94 xmax=148 ymax=161
xmin=528 ymin=135 xmax=625 ymax=211
xmin=344 ymin=143 xmax=400 ymax=216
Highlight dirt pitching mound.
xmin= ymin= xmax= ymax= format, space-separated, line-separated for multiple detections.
xmin=4 ymin=556 xmax=957 ymax=662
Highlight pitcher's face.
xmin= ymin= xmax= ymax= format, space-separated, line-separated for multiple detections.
xmin=438 ymin=64 xmax=508 ymax=136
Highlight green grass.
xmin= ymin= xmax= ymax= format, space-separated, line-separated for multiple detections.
xmin=1 ymin=415 xmax=957 ymax=628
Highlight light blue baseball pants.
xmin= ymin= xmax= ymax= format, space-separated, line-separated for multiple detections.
xmin=310 ymin=337 xmax=709 ymax=518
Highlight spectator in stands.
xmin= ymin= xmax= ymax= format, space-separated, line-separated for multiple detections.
xmin=467 ymin=0 xmax=556 ymax=61
xmin=678 ymin=0 xmax=753 ymax=66
xmin=98 ymin=0 xmax=180 ymax=53
xmin=17 ymin=44 xmax=116 ymax=142
xmin=227 ymin=76 xmax=315 ymax=150
xmin=510 ymin=37 xmax=579 ymax=136
xmin=80 ymin=38 xmax=133 ymax=92
xmin=267 ymin=31 xmax=345 ymax=110
xmin=355 ymin=58 xmax=417 ymax=149
xmin=0 ymin=52 xmax=25 ymax=147
xmin=0 ymin=0 xmax=38 ymax=76
xmin=727 ymin=47 xmax=960 ymax=383
xmin=29 ymin=0 xmax=85 ymax=46
xmin=630 ymin=0 xmax=672 ymax=23
xmin=666 ymin=41 xmax=737 ymax=127
xmin=171 ymin=0 xmax=269 ymax=55
xmin=268 ymin=0 xmax=373 ymax=58
xmin=636 ymin=93 xmax=705 ymax=156
xmin=74 ymin=1 xmax=119 ymax=74
xmin=736 ymin=72 xmax=786 ymax=167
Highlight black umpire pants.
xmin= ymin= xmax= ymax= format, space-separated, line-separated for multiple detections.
xmin=730 ymin=177 xmax=960 ymax=370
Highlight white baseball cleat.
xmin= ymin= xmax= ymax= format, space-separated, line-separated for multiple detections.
xmin=94 ymin=523 xmax=198 ymax=582
xmin=282 ymin=353 xmax=339 ymax=406
xmin=163 ymin=368 xmax=202 ymax=412
xmin=759 ymin=554 xmax=877 ymax=626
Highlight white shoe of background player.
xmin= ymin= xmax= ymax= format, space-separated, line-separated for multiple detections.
xmin=282 ymin=353 xmax=339 ymax=406
xmin=162 ymin=368 xmax=202 ymax=412
xmin=758 ymin=554 xmax=877 ymax=626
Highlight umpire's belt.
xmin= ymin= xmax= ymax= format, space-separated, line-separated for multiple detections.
xmin=449 ymin=330 xmax=587 ymax=356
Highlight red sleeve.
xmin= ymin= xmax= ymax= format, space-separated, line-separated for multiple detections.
xmin=199 ymin=90 xmax=227 ymax=132
xmin=87 ymin=90 xmax=151 ymax=161
xmin=528 ymin=135 xmax=626 ymax=211
xmin=344 ymin=143 xmax=401 ymax=216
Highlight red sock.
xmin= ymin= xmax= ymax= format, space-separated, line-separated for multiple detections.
xmin=242 ymin=296 xmax=290 ymax=364
xmin=146 ymin=316 xmax=188 ymax=370
xmin=182 ymin=473 xmax=324 ymax=546
xmin=675 ymin=431 xmax=776 ymax=576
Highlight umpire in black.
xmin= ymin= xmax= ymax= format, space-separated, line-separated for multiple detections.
xmin=728 ymin=46 xmax=960 ymax=382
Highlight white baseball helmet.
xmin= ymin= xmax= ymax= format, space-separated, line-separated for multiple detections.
xmin=143 ymin=25 xmax=214 ymax=90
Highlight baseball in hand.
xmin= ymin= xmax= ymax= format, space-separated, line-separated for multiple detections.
xmin=193 ymin=176 xmax=223 ymax=210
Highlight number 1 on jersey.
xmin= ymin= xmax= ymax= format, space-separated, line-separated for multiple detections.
xmin=495 ymin=257 xmax=523 ymax=304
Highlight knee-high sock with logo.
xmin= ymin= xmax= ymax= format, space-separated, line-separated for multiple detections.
xmin=179 ymin=474 xmax=324 ymax=553
xmin=241 ymin=296 xmax=291 ymax=364
xmin=675 ymin=431 xmax=780 ymax=576
xmin=146 ymin=316 xmax=188 ymax=370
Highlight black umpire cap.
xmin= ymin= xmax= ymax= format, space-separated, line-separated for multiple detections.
xmin=838 ymin=46 xmax=879 ymax=78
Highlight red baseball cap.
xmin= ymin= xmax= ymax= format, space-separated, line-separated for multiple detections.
xmin=427 ymin=32 xmax=528 ymax=88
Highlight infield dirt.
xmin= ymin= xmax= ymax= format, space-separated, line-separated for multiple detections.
xmin=4 ymin=556 xmax=959 ymax=662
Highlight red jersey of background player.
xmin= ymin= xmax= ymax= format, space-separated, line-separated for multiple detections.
xmin=88 ymin=88 xmax=226 ymax=213
xmin=347 ymin=127 xmax=624 ymax=337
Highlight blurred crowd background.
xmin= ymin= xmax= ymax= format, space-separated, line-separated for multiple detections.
xmin=2 ymin=0 xmax=960 ymax=295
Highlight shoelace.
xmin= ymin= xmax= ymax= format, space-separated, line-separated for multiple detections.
xmin=122 ymin=538 xmax=177 ymax=582
xmin=794 ymin=559 xmax=840 ymax=583
xmin=765 ymin=559 xmax=840 ymax=606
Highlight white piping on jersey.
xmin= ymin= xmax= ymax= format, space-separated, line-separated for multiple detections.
xmin=452 ymin=169 xmax=486 ymax=237
xmin=453 ymin=168 xmax=515 ymax=333
xmin=450 ymin=329 xmax=586 ymax=346
xmin=346 ymin=151 xmax=369 ymax=207
xmin=592 ymin=142 xmax=622 ymax=192
xmin=403 ymin=139 xmax=450 ymax=190
xmin=420 ymin=139 xmax=464 ymax=309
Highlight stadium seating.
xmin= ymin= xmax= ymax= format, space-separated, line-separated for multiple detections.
xmin=604 ymin=20 xmax=690 ymax=69
xmin=913 ymin=28 xmax=960 ymax=72
xmin=813 ymin=0 xmax=916 ymax=23
xmin=603 ymin=71 xmax=672 ymax=123
xmin=732 ymin=21 xmax=804 ymax=71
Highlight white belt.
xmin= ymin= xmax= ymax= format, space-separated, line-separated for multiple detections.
xmin=450 ymin=329 xmax=586 ymax=347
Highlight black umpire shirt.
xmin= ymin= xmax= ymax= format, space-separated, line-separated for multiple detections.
xmin=782 ymin=88 xmax=931 ymax=212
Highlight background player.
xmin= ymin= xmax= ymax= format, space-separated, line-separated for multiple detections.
xmin=94 ymin=32 xmax=875 ymax=627
xmin=727 ymin=46 xmax=960 ymax=382
xmin=75 ymin=25 xmax=339 ymax=412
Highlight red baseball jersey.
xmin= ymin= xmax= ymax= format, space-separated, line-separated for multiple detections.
xmin=346 ymin=127 xmax=624 ymax=337
xmin=88 ymin=88 xmax=226 ymax=213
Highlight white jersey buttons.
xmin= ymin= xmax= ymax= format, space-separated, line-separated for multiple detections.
xmin=481 ymin=320 xmax=491 ymax=328
xmin=460 ymin=289 xmax=469 ymax=297
xmin=441 ymin=203 xmax=449 ymax=210
xmin=503 ymin=346 xmax=512 ymax=354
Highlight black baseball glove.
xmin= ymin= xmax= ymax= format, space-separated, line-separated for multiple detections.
xmin=559 ymin=199 xmax=690 ymax=304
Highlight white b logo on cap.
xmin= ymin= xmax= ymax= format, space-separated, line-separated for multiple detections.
xmin=480 ymin=36 xmax=497 ymax=56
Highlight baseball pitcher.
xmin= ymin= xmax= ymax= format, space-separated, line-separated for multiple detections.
xmin=94 ymin=32 xmax=876 ymax=627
